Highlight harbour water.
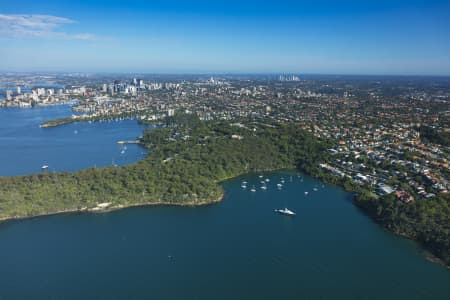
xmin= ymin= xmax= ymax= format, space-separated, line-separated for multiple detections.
xmin=0 ymin=106 xmax=147 ymax=176
xmin=0 ymin=107 xmax=448 ymax=299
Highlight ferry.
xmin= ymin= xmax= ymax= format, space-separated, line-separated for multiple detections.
xmin=274 ymin=208 xmax=296 ymax=216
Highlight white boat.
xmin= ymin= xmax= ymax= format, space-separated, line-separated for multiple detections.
xmin=265 ymin=178 xmax=270 ymax=182
xmin=260 ymin=185 xmax=267 ymax=190
xmin=250 ymin=186 xmax=256 ymax=192
xmin=304 ymin=191 xmax=309 ymax=195
xmin=275 ymin=208 xmax=296 ymax=216
xmin=121 ymin=149 xmax=126 ymax=154
xmin=281 ymin=177 xmax=285 ymax=184
xmin=41 ymin=165 xmax=49 ymax=170
xmin=241 ymin=183 xmax=247 ymax=189
xmin=277 ymin=183 xmax=283 ymax=188
xmin=313 ymin=187 xmax=318 ymax=191
xmin=259 ymin=175 xmax=263 ymax=178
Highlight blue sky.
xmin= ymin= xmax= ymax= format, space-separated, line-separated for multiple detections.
xmin=0 ymin=0 xmax=449 ymax=74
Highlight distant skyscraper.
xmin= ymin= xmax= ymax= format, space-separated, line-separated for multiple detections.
xmin=279 ymin=74 xmax=300 ymax=82
xmin=103 ymin=84 xmax=107 ymax=92
xmin=6 ymin=90 xmax=13 ymax=101
xmin=16 ymin=86 xmax=21 ymax=94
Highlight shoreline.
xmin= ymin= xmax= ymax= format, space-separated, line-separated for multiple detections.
xmin=0 ymin=167 xmax=290 ymax=225
xmin=0 ymin=193 xmax=224 ymax=225
xmin=0 ymin=166 xmax=291 ymax=225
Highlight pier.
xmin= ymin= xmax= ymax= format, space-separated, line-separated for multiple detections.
xmin=117 ymin=140 xmax=140 ymax=144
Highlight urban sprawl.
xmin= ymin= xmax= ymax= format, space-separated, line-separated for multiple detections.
xmin=1 ymin=74 xmax=449 ymax=205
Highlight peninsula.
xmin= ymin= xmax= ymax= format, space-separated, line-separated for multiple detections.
xmin=1 ymin=115 xmax=328 ymax=219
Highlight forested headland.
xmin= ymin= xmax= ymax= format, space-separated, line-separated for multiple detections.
xmin=0 ymin=115 xmax=329 ymax=220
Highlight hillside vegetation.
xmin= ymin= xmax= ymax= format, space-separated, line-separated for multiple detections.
xmin=0 ymin=116 xmax=328 ymax=219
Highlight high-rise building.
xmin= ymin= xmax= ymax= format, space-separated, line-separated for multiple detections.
xmin=16 ymin=86 xmax=21 ymax=94
xmin=102 ymin=84 xmax=107 ymax=92
xmin=36 ymin=88 xmax=46 ymax=96
xmin=6 ymin=90 xmax=13 ymax=101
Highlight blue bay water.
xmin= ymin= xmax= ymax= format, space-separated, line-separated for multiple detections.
xmin=0 ymin=106 xmax=147 ymax=176
xmin=0 ymin=107 xmax=448 ymax=299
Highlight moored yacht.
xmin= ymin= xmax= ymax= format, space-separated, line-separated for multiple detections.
xmin=274 ymin=208 xmax=296 ymax=216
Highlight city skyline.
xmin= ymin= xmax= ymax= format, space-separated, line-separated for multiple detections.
xmin=0 ymin=0 xmax=449 ymax=75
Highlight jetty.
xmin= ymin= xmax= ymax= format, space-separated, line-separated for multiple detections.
xmin=117 ymin=140 xmax=140 ymax=144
